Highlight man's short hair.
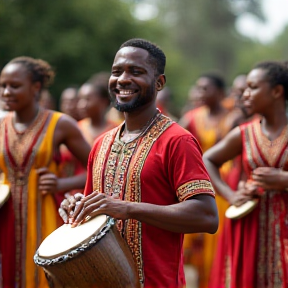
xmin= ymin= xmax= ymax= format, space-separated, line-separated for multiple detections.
xmin=120 ymin=38 xmax=166 ymax=75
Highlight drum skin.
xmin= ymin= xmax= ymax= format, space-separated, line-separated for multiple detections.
xmin=0 ymin=184 xmax=10 ymax=209
xmin=225 ymin=199 xmax=259 ymax=220
xmin=34 ymin=220 xmax=140 ymax=288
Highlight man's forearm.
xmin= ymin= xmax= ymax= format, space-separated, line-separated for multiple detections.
xmin=127 ymin=195 xmax=218 ymax=234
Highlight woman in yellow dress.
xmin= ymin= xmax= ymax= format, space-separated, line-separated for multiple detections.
xmin=0 ymin=56 xmax=91 ymax=288
xmin=179 ymin=73 xmax=234 ymax=288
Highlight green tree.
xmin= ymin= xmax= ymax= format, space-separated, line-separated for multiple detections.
xmin=0 ymin=0 xmax=164 ymax=105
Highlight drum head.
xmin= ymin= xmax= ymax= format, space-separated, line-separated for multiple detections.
xmin=38 ymin=214 xmax=107 ymax=258
xmin=0 ymin=184 xmax=10 ymax=209
xmin=225 ymin=199 xmax=258 ymax=219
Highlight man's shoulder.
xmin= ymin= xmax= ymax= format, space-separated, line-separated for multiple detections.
xmin=162 ymin=121 xmax=194 ymax=139
xmin=158 ymin=121 xmax=200 ymax=150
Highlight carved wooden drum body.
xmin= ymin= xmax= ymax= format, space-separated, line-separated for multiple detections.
xmin=34 ymin=215 xmax=140 ymax=288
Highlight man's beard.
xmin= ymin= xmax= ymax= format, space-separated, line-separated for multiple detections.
xmin=110 ymin=85 xmax=155 ymax=113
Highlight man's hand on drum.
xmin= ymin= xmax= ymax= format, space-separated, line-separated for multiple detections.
xmin=69 ymin=191 xmax=130 ymax=228
xmin=59 ymin=193 xmax=84 ymax=224
xmin=252 ymin=167 xmax=288 ymax=191
xmin=230 ymin=180 xmax=257 ymax=206
xmin=37 ymin=167 xmax=58 ymax=195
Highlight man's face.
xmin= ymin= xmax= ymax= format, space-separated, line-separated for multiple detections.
xmin=108 ymin=47 xmax=157 ymax=113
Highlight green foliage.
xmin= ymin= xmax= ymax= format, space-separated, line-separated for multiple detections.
xmin=0 ymin=0 xmax=164 ymax=104
xmin=0 ymin=0 xmax=287 ymax=113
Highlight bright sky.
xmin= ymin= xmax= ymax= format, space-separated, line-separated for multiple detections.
xmin=236 ymin=0 xmax=288 ymax=43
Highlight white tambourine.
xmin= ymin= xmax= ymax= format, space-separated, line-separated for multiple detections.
xmin=0 ymin=184 xmax=10 ymax=209
xmin=225 ymin=199 xmax=259 ymax=220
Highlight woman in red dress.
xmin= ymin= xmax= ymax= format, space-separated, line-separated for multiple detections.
xmin=204 ymin=61 xmax=288 ymax=288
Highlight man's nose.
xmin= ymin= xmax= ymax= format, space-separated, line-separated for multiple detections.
xmin=118 ymin=72 xmax=131 ymax=85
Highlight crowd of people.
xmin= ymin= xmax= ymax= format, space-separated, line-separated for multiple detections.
xmin=0 ymin=38 xmax=287 ymax=288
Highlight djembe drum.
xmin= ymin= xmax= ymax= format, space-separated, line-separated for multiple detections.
xmin=34 ymin=215 xmax=140 ymax=288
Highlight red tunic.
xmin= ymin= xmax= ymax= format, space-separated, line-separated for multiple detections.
xmin=84 ymin=114 xmax=215 ymax=288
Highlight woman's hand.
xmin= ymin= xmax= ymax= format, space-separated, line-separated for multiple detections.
xmin=252 ymin=167 xmax=288 ymax=191
xmin=228 ymin=180 xmax=257 ymax=206
xmin=37 ymin=167 xmax=58 ymax=195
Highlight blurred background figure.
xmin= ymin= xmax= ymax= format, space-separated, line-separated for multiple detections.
xmin=57 ymin=86 xmax=83 ymax=204
xmin=89 ymin=72 xmax=124 ymax=126
xmin=217 ymin=74 xmax=250 ymax=193
xmin=222 ymin=74 xmax=247 ymax=110
xmin=156 ymin=86 xmax=178 ymax=121
xmin=179 ymin=72 xmax=234 ymax=288
xmin=77 ymin=79 xmax=116 ymax=145
xmin=180 ymin=85 xmax=203 ymax=116
xmin=39 ymin=88 xmax=56 ymax=110
xmin=59 ymin=86 xmax=80 ymax=121
xmin=230 ymin=74 xmax=247 ymax=106
xmin=179 ymin=73 xmax=231 ymax=150
xmin=58 ymin=73 xmax=117 ymax=205
xmin=218 ymin=74 xmax=249 ymax=129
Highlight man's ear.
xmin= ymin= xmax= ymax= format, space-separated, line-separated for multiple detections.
xmin=156 ymin=74 xmax=166 ymax=91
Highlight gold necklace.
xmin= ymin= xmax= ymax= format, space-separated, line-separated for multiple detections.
xmin=121 ymin=109 xmax=160 ymax=143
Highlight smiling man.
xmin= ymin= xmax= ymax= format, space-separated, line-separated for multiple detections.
xmin=60 ymin=38 xmax=218 ymax=288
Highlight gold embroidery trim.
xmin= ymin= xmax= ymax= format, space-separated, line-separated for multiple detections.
xmin=124 ymin=115 xmax=173 ymax=283
xmin=177 ymin=180 xmax=215 ymax=202
xmin=92 ymin=128 xmax=118 ymax=193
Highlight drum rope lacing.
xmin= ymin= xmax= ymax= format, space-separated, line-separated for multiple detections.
xmin=34 ymin=217 xmax=115 ymax=266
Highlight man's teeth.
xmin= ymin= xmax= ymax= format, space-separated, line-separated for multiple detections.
xmin=118 ymin=90 xmax=134 ymax=95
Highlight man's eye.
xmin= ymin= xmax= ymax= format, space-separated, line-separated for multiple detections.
xmin=112 ymin=70 xmax=121 ymax=76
